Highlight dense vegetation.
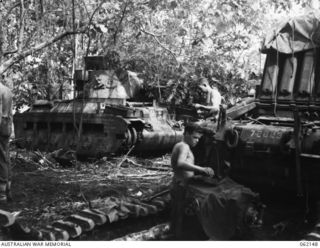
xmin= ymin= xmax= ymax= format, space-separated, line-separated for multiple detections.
xmin=0 ymin=0 xmax=317 ymax=109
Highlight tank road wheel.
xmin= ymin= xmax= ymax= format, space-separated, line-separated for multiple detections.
xmin=124 ymin=126 xmax=138 ymax=148
xmin=129 ymin=126 xmax=138 ymax=146
xmin=125 ymin=129 xmax=133 ymax=147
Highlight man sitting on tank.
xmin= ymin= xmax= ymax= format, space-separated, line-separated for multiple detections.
xmin=170 ymin=122 xmax=214 ymax=239
xmin=193 ymin=77 xmax=222 ymax=119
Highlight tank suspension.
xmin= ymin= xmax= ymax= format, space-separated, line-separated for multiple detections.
xmin=125 ymin=129 xmax=132 ymax=147
xmin=130 ymin=126 xmax=138 ymax=145
xmin=125 ymin=126 xmax=138 ymax=148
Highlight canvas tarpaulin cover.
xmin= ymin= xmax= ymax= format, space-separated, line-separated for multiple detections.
xmin=262 ymin=11 xmax=320 ymax=54
xmin=185 ymin=177 xmax=259 ymax=240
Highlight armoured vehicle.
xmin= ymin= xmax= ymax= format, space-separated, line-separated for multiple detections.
xmin=176 ymin=13 xmax=320 ymax=240
xmin=195 ymin=12 xmax=320 ymax=197
xmin=13 ymin=56 xmax=183 ymax=157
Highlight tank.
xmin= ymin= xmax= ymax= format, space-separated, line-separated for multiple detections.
xmin=172 ymin=13 xmax=320 ymax=240
xmin=13 ymin=56 xmax=183 ymax=157
xmin=194 ymin=12 xmax=320 ymax=197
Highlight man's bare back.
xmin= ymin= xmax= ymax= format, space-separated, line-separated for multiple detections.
xmin=194 ymin=78 xmax=222 ymax=119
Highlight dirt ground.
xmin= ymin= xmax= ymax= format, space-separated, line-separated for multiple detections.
xmin=6 ymin=148 xmax=172 ymax=236
xmin=2 ymin=147 xmax=316 ymax=241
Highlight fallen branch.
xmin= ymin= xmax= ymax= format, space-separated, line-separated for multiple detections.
xmin=143 ymin=189 xmax=170 ymax=202
xmin=143 ymin=166 xmax=171 ymax=172
xmin=124 ymin=158 xmax=171 ymax=172
xmin=124 ymin=158 xmax=143 ymax=167
xmin=117 ymin=145 xmax=135 ymax=168
xmin=117 ymin=173 xmax=170 ymax=178
xmin=0 ymin=28 xmax=87 ymax=75
xmin=79 ymin=191 xmax=92 ymax=209
xmin=113 ymin=222 xmax=171 ymax=241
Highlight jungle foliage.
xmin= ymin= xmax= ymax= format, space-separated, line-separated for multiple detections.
xmin=0 ymin=0 xmax=317 ymax=109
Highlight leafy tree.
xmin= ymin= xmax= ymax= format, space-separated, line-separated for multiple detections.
xmin=0 ymin=0 xmax=319 ymax=108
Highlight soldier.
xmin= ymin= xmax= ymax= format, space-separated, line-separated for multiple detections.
xmin=170 ymin=122 xmax=214 ymax=239
xmin=0 ymin=82 xmax=13 ymax=203
xmin=194 ymin=78 xmax=222 ymax=119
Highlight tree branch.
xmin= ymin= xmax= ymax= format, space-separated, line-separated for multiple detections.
xmin=1 ymin=2 xmax=20 ymax=26
xmin=3 ymin=50 xmax=18 ymax=56
xmin=113 ymin=1 xmax=129 ymax=45
xmin=22 ymin=25 xmax=39 ymax=49
xmin=85 ymin=0 xmax=108 ymax=56
xmin=77 ymin=0 xmax=90 ymax=21
xmin=140 ymin=27 xmax=178 ymax=63
xmin=18 ymin=0 xmax=26 ymax=52
xmin=0 ymin=29 xmax=86 ymax=75
xmin=0 ymin=0 xmax=106 ymax=74
xmin=0 ymin=0 xmax=32 ymax=59
xmin=0 ymin=0 xmax=31 ymax=26
xmin=0 ymin=27 xmax=4 ymax=60
xmin=0 ymin=1 xmax=20 ymax=58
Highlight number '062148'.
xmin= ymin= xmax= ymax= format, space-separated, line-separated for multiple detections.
xmin=300 ymin=242 xmax=318 ymax=246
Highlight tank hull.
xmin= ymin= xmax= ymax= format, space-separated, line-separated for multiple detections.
xmin=13 ymin=99 xmax=183 ymax=157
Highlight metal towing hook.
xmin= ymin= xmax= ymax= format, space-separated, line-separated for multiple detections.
xmin=244 ymin=203 xmax=266 ymax=228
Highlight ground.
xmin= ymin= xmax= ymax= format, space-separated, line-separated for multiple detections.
xmin=1 ymin=147 xmax=316 ymax=241
xmin=6 ymin=148 xmax=172 ymax=240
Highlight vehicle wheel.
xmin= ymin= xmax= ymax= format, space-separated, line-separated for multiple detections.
xmin=129 ymin=126 xmax=138 ymax=145
xmin=125 ymin=128 xmax=132 ymax=147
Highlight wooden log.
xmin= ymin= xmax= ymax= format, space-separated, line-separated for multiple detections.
xmin=113 ymin=223 xmax=171 ymax=241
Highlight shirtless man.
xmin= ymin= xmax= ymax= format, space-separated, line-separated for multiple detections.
xmin=171 ymin=123 xmax=214 ymax=185
xmin=170 ymin=122 xmax=214 ymax=239
xmin=194 ymin=78 xmax=222 ymax=119
xmin=0 ymin=82 xmax=13 ymax=203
